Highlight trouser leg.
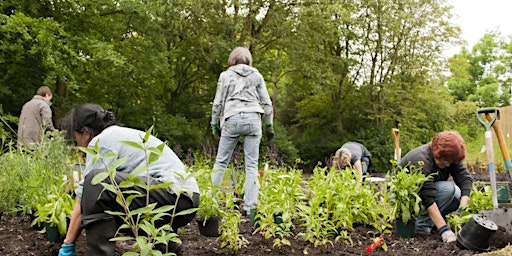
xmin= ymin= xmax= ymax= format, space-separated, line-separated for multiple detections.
xmin=416 ymin=181 xmax=461 ymax=231
xmin=85 ymin=218 xmax=116 ymax=256
xmin=212 ymin=132 xmax=238 ymax=186
xmin=361 ymin=157 xmax=370 ymax=175
xmin=81 ymin=169 xmax=199 ymax=253
xmin=243 ymin=133 xmax=261 ymax=213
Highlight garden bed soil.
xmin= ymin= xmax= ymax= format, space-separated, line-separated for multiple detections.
xmin=0 ymin=173 xmax=511 ymax=256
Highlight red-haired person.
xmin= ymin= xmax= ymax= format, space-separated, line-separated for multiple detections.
xmin=398 ymin=131 xmax=473 ymax=243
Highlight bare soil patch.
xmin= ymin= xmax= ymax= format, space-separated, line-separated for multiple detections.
xmin=0 ymin=173 xmax=510 ymax=256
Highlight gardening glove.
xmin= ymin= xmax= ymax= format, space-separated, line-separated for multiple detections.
xmin=265 ymin=123 xmax=274 ymax=144
xmin=441 ymin=230 xmax=456 ymax=243
xmin=439 ymin=225 xmax=456 ymax=243
xmin=58 ymin=243 xmax=77 ymax=256
xmin=210 ymin=122 xmax=221 ymax=140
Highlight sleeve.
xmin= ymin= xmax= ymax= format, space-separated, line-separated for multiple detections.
xmin=451 ymin=163 xmax=473 ymax=197
xmin=75 ymin=144 xmax=117 ymax=197
xmin=211 ymin=73 xmax=226 ymax=125
xmin=258 ymin=74 xmax=273 ymax=124
xmin=40 ymin=104 xmax=55 ymax=131
xmin=399 ymin=149 xmax=437 ymax=208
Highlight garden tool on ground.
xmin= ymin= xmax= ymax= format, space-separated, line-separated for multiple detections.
xmin=476 ymin=107 xmax=512 ymax=234
xmin=392 ymin=128 xmax=401 ymax=164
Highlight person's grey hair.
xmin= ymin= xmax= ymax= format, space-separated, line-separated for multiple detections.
xmin=228 ymin=47 xmax=252 ymax=67
xmin=334 ymin=148 xmax=352 ymax=170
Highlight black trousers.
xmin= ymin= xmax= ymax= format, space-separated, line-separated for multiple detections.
xmin=80 ymin=169 xmax=199 ymax=255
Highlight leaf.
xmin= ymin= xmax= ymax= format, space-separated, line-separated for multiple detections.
xmin=109 ymin=158 xmax=128 ymax=170
xmin=91 ymin=172 xmax=109 ymax=185
xmin=129 ymin=165 xmax=147 ymax=177
xmin=173 ymin=207 xmax=198 ymax=216
xmin=121 ymin=141 xmax=145 ymax=151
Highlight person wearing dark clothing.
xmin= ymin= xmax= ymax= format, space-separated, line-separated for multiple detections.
xmin=334 ymin=142 xmax=372 ymax=183
xmin=398 ymin=131 xmax=473 ymax=243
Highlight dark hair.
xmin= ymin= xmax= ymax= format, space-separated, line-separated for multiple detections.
xmin=430 ymin=130 xmax=466 ymax=163
xmin=62 ymin=103 xmax=116 ymax=143
xmin=36 ymin=86 xmax=52 ymax=97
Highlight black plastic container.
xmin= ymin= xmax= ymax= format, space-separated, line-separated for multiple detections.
xmin=456 ymin=214 xmax=497 ymax=252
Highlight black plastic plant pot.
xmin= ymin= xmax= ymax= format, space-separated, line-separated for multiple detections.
xmin=395 ymin=219 xmax=415 ymax=238
xmin=44 ymin=222 xmax=64 ymax=243
xmin=456 ymin=214 xmax=498 ymax=252
xmin=196 ymin=216 xmax=221 ymax=237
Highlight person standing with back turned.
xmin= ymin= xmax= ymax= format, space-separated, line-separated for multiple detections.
xmin=17 ymin=86 xmax=55 ymax=146
xmin=210 ymin=47 xmax=274 ymax=216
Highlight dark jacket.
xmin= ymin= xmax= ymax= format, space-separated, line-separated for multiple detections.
xmin=398 ymin=144 xmax=473 ymax=208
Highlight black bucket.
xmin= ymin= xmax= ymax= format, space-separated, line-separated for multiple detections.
xmin=456 ymin=214 xmax=497 ymax=252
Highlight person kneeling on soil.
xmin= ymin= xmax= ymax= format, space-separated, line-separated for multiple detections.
xmin=334 ymin=141 xmax=372 ymax=184
xmin=398 ymin=130 xmax=473 ymax=243
xmin=58 ymin=103 xmax=200 ymax=256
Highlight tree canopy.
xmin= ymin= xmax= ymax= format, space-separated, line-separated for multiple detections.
xmin=1 ymin=0 xmax=507 ymax=171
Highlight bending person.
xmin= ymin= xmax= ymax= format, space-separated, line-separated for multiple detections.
xmin=58 ymin=103 xmax=199 ymax=256
xmin=398 ymin=130 xmax=473 ymax=243
xmin=334 ymin=142 xmax=372 ymax=183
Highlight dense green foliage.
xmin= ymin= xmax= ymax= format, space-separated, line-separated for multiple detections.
xmin=1 ymin=0 xmax=511 ymax=171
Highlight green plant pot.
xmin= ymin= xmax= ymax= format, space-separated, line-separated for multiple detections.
xmin=497 ymin=184 xmax=510 ymax=204
xmin=395 ymin=219 xmax=415 ymax=238
xmin=44 ymin=222 xmax=64 ymax=243
xmin=249 ymin=209 xmax=260 ymax=228
xmin=273 ymin=214 xmax=283 ymax=225
xmin=196 ymin=216 xmax=221 ymax=237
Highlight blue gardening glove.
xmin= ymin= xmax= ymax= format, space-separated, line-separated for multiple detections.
xmin=210 ymin=122 xmax=221 ymax=139
xmin=58 ymin=243 xmax=77 ymax=256
xmin=265 ymin=123 xmax=275 ymax=144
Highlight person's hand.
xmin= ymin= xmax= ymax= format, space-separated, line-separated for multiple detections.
xmin=265 ymin=123 xmax=274 ymax=144
xmin=441 ymin=230 xmax=456 ymax=243
xmin=58 ymin=243 xmax=77 ymax=256
xmin=210 ymin=122 xmax=221 ymax=140
xmin=453 ymin=204 xmax=468 ymax=216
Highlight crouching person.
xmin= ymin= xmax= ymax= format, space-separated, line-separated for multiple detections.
xmin=58 ymin=103 xmax=200 ymax=256
xmin=399 ymin=131 xmax=473 ymax=243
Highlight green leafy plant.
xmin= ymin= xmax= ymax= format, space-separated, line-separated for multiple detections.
xmin=85 ymin=127 xmax=197 ymax=256
xmin=31 ymin=180 xmax=74 ymax=236
xmin=194 ymin=168 xmax=222 ymax=223
xmin=447 ymin=181 xmax=493 ymax=232
xmin=255 ymin=166 xmax=306 ymax=247
xmin=217 ymin=191 xmax=248 ymax=253
xmin=387 ymin=162 xmax=432 ymax=224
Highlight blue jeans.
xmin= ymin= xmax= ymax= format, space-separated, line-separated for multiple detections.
xmin=361 ymin=156 xmax=370 ymax=175
xmin=212 ymin=112 xmax=262 ymax=213
xmin=416 ymin=181 xmax=461 ymax=232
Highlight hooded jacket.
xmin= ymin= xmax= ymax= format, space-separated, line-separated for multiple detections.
xmin=211 ymin=64 xmax=273 ymax=127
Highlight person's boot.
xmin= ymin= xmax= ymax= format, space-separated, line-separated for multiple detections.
xmin=85 ymin=218 xmax=116 ymax=256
